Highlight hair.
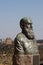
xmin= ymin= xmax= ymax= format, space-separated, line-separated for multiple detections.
xmin=20 ymin=17 xmax=32 ymax=29
xmin=20 ymin=19 xmax=24 ymax=29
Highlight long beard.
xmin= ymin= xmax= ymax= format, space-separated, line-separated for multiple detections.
xmin=27 ymin=32 xmax=34 ymax=39
xmin=23 ymin=29 xmax=34 ymax=39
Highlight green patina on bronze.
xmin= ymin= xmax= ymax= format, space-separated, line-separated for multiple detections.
xmin=14 ymin=17 xmax=39 ymax=55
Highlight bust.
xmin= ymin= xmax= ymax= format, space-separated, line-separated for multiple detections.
xmin=14 ymin=17 xmax=39 ymax=55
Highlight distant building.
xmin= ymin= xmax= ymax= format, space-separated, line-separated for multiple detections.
xmin=2 ymin=39 xmax=6 ymax=44
xmin=37 ymin=39 xmax=43 ymax=64
xmin=5 ymin=37 xmax=12 ymax=45
xmin=0 ymin=39 xmax=2 ymax=43
xmin=37 ymin=39 xmax=43 ymax=45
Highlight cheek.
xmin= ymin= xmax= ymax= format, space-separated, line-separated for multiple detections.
xmin=24 ymin=28 xmax=29 ymax=32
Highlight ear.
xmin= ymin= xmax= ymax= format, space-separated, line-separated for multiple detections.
xmin=20 ymin=24 xmax=23 ymax=29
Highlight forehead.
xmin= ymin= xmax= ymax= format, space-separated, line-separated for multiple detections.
xmin=24 ymin=23 xmax=32 ymax=25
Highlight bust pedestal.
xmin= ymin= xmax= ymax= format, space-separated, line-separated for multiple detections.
xmin=13 ymin=54 xmax=40 ymax=65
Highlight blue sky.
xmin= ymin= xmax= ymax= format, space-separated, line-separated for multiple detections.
xmin=0 ymin=0 xmax=43 ymax=40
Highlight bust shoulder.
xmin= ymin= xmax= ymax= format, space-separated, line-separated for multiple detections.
xmin=15 ymin=33 xmax=25 ymax=42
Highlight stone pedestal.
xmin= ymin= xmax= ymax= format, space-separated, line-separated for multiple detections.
xmin=13 ymin=54 xmax=40 ymax=65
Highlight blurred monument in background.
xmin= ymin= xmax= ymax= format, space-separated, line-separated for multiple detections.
xmin=13 ymin=17 xmax=40 ymax=65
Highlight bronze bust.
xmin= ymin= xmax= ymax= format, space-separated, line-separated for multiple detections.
xmin=14 ymin=17 xmax=39 ymax=55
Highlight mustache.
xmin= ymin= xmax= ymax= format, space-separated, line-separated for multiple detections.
xmin=26 ymin=29 xmax=34 ymax=33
